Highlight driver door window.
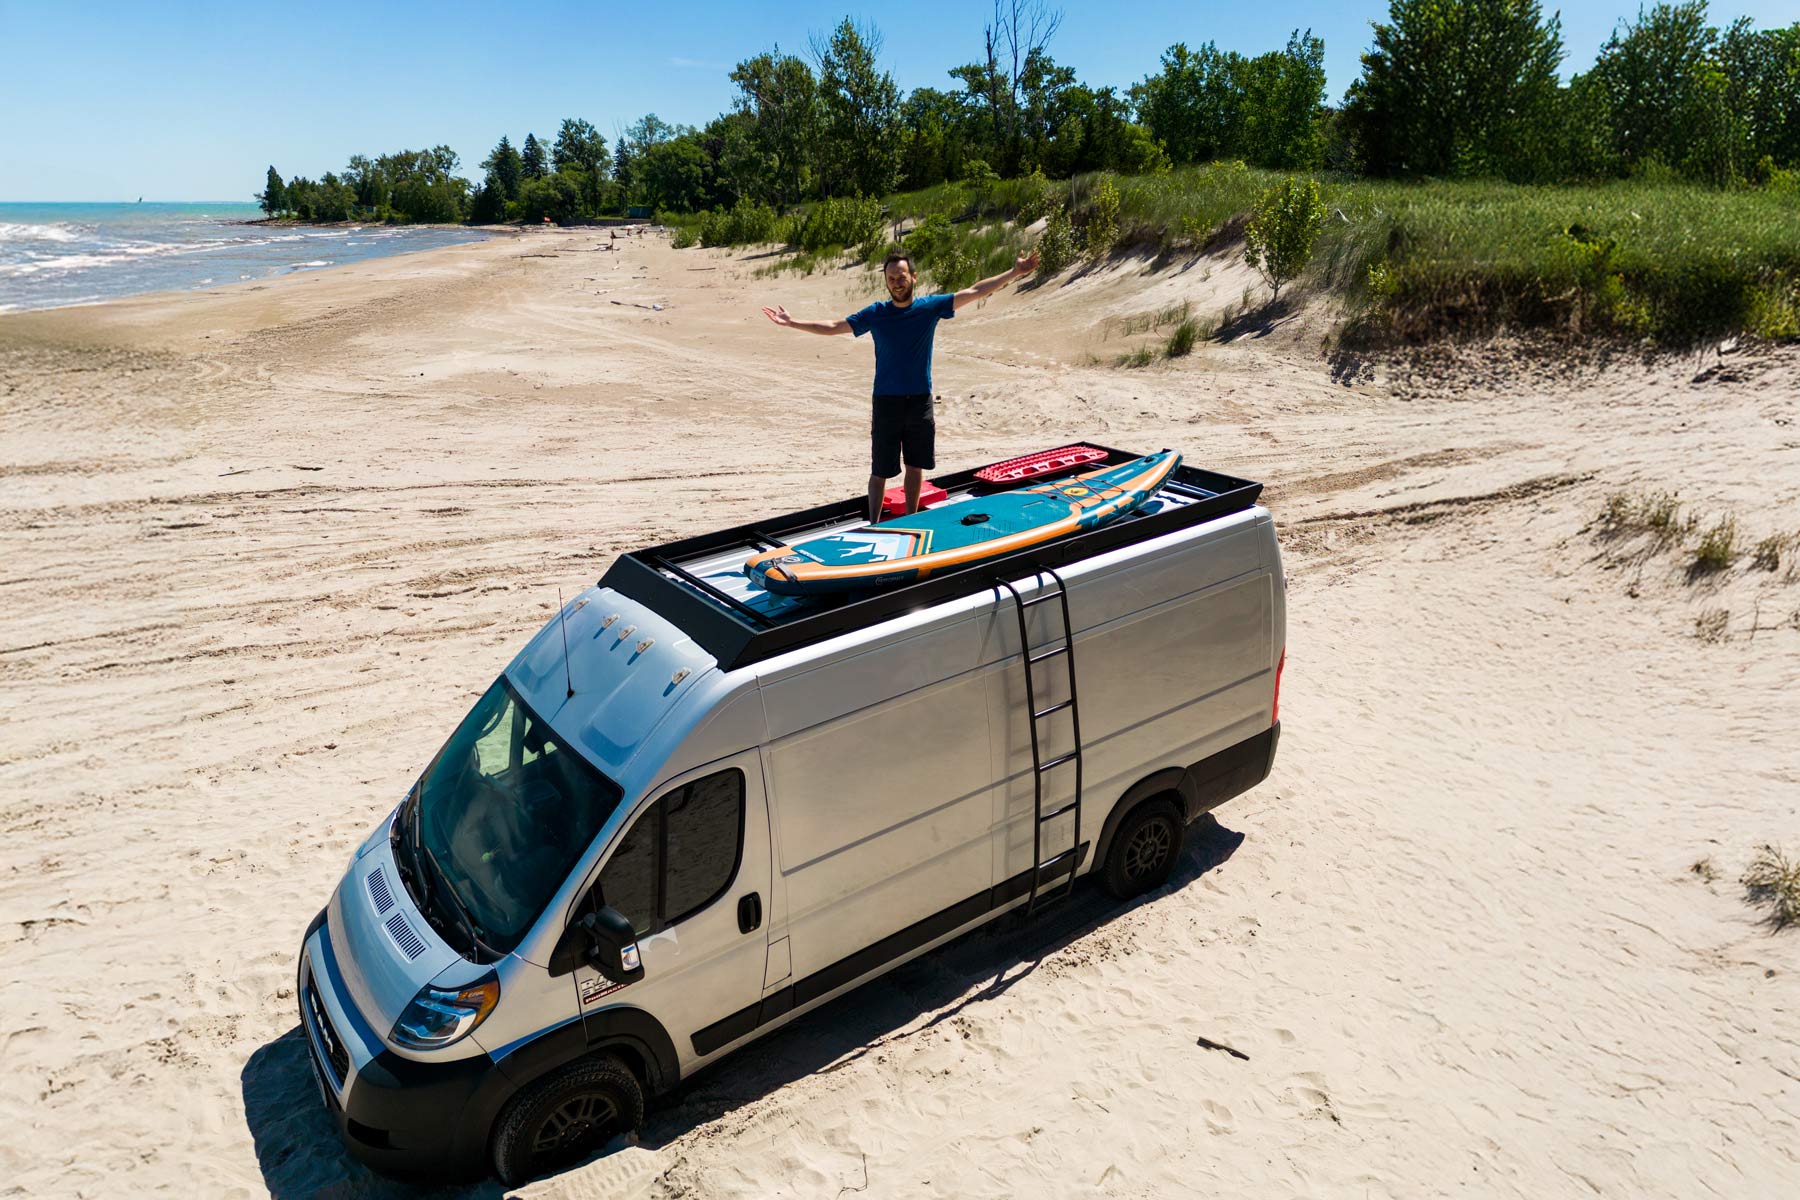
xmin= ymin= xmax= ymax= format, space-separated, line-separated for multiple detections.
xmin=598 ymin=769 xmax=745 ymax=936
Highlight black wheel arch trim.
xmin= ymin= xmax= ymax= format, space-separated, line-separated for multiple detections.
xmin=1091 ymin=771 xmax=1186 ymax=880
xmin=496 ymin=1006 xmax=681 ymax=1100
xmin=1092 ymin=723 xmax=1280 ymax=872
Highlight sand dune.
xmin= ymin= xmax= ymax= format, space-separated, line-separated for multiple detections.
xmin=2 ymin=227 xmax=1796 ymax=1198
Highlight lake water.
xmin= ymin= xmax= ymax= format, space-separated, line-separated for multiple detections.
xmin=0 ymin=202 xmax=489 ymax=313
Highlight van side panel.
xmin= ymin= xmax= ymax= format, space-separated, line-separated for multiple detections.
xmin=761 ymin=621 xmax=996 ymax=983
xmin=990 ymin=523 xmax=1275 ymax=882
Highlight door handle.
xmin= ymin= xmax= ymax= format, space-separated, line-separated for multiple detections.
xmin=738 ymin=892 xmax=762 ymax=934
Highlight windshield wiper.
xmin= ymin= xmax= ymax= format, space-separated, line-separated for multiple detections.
xmin=389 ymin=789 xmax=423 ymax=895
xmin=418 ymin=841 xmax=502 ymax=962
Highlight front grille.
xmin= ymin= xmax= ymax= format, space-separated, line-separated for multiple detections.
xmin=304 ymin=980 xmax=350 ymax=1087
xmin=385 ymin=912 xmax=427 ymax=960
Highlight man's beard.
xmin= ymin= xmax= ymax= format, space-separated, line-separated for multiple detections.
xmin=889 ymin=281 xmax=913 ymax=302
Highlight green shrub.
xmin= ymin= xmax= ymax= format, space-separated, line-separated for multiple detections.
xmin=1748 ymin=280 xmax=1800 ymax=340
xmin=1085 ymin=176 xmax=1120 ymax=262
xmin=1245 ymin=176 xmax=1326 ymax=302
xmin=699 ymin=200 xmax=780 ymax=247
xmin=670 ymin=224 xmax=699 ymax=249
xmin=1742 ymin=844 xmax=1800 ymax=929
xmin=1751 ymin=533 xmax=1791 ymax=571
xmin=1165 ymin=317 xmax=1200 ymax=357
xmin=795 ymin=195 xmax=884 ymax=252
xmin=1037 ymin=206 xmax=1076 ymax=275
xmin=1013 ymin=169 xmax=1059 ymax=226
xmin=1692 ymin=517 xmax=1739 ymax=573
xmin=906 ymin=214 xmax=952 ymax=258
xmin=1694 ymin=608 xmax=1731 ymax=643
xmin=963 ymin=159 xmax=999 ymax=214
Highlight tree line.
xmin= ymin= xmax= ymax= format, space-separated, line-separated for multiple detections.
xmin=256 ymin=1 xmax=1800 ymax=224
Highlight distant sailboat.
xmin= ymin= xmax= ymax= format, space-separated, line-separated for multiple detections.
xmin=136 ymin=196 xmax=143 ymax=203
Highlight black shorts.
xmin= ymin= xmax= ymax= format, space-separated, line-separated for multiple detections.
xmin=870 ymin=392 xmax=935 ymax=477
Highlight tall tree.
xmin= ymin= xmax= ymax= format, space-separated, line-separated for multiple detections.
xmin=1343 ymin=0 xmax=1566 ymax=179
xmin=1580 ymin=2 xmax=1767 ymax=181
xmin=812 ymin=18 xmax=902 ymax=196
xmin=639 ymin=135 xmax=713 ymax=210
xmin=483 ymin=135 xmax=523 ymax=201
xmin=616 ymin=115 xmax=688 ymax=203
xmin=552 ymin=118 xmax=610 ymax=178
xmin=343 ymin=154 xmax=388 ymax=213
xmin=258 ymin=166 xmax=287 ymax=217
xmin=521 ymin=132 xmax=548 ymax=180
xmin=898 ymin=86 xmax=977 ymax=189
xmin=957 ymin=0 xmax=1064 ymax=175
xmin=1238 ymin=30 xmax=1328 ymax=169
xmin=1722 ymin=20 xmax=1800 ymax=171
xmin=730 ymin=48 xmax=821 ymax=204
xmin=1133 ymin=42 xmax=1243 ymax=166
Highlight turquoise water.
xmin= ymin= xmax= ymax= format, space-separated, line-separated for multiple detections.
xmin=0 ymin=202 xmax=488 ymax=313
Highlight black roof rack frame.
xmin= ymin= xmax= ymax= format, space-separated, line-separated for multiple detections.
xmin=598 ymin=441 xmax=1263 ymax=671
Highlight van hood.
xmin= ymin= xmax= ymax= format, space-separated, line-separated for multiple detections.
xmin=329 ymin=836 xmax=461 ymax=1041
xmin=507 ymin=585 xmax=716 ymax=784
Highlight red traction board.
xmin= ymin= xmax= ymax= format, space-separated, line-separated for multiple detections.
xmin=974 ymin=444 xmax=1111 ymax=484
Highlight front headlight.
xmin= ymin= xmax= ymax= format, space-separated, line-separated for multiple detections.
xmin=390 ymin=975 xmax=500 ymax=1050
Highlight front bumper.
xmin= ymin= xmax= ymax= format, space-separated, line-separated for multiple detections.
xmin=295 ymin=908 xmax=512 ymax=1180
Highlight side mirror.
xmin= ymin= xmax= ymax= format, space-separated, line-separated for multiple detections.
xmin=548 ymin=906 xmax=645 ymax=982
xmin=581 ymin=907 xmax=645 ymax=985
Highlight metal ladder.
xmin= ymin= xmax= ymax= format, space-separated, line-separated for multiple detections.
xmin=997 ymin=567 xmax=1084 ymax=913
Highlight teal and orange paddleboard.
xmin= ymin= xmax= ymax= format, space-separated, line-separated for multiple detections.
xmin=744 ymin=451 xmax=1181 ymax=596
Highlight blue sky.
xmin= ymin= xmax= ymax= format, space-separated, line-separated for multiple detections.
xmin=3 ymin=0 xmax=1795 ymax=201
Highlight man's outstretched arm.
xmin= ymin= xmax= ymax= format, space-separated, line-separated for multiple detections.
xmin=762 ymin=305 xmax=851 ymax=335
xmin=952 ymin=249 xmax=1040 ymax=311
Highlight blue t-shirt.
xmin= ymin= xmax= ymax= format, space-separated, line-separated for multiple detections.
xmin=846 ymin=292 xmax=955 ymax=396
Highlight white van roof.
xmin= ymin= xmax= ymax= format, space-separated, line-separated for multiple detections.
xmin=599 ymin=442 xmax=1262 ymax=673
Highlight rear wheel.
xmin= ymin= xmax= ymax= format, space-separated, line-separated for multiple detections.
xmin=1101 ymin=802 xmax=1183 ymax=899
xmin=491 ymin=1053 xmax=645 ymax=1186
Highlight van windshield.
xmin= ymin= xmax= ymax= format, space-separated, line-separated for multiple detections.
xmin=398 ymin=678 xmax=623 ymax=957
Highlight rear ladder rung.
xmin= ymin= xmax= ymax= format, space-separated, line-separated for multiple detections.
xmin=1028 ymin=645 xmax=1067 ymax=664
xmin=1033 ymin=699 xmax=1073 ymax=720
xmin=1036 ymin=751 xmax=1081 ymax=772
xmin=1020 ymin=590 xmax=1065 ymax=607
xmin=1038 ymin=800 xmax=1080 ymax=822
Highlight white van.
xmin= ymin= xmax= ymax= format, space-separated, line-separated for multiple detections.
xmin=296 ymin=445 xmax=1285 ymax=1184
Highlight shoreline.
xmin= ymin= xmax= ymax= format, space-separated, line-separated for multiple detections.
xmin=0 ymin=219 xmax=514 ymax=320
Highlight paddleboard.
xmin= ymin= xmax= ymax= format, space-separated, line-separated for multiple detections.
xmin=744 ymin=450 xmax=1182 ymax=596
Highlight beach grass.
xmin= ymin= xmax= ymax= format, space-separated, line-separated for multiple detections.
xmin=1742 ymin=844 xmax=1800 ymax=929
xmin=684 ymin=166 xmax=1800 ymax=347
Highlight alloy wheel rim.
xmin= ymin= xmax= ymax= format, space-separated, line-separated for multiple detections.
xmin=1125 ymin=820 xmax=1172 ymax=879
xmin=532 ymin=1090 xmax=622 ymax=1159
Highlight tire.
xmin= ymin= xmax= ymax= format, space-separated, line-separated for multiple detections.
xmin=490 ymin=1053 xmax=645 ymax=1186
xmin=1101 ymin=801 xmax=1184 ymax=900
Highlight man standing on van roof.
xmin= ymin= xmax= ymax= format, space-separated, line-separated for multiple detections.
xmin=762 ymin=247 xmax=1040 ymax=523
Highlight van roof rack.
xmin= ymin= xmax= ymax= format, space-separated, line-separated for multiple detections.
xmin=598 ymin=441 xmax=1263 ymax=671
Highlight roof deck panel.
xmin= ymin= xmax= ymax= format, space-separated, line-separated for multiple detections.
xmin=597 ymin=443 xmax=1262 ymax=671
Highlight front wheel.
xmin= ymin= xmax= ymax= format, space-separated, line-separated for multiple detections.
xmin=1101 ymin=802 xmax=1183 ymax=899
xmin=491 ymin=1053 xmax=645 ymax=1186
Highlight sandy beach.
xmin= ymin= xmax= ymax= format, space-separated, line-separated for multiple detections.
xmin=2 ymin=226 xmax=1797 ymax=1198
